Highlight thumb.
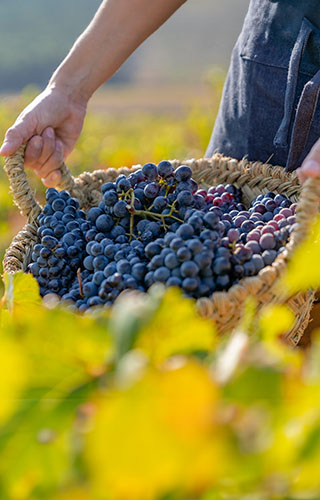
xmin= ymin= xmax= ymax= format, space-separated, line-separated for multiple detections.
xmin=0 ymin=120 xmax=33 ymax=156
xmin=299 ymin=139 xmax=320 ymax=181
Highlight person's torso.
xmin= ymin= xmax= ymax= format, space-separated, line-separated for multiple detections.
xmin=241 ymin=0 xmax=320 ymax=76
xmin=206 ymin=0 xmax=320 ymax=168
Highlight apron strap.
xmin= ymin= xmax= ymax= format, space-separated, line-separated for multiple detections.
xmin=286 ymin=69 xmax=320 ymax=172
xmin=273 ymin=19 xmax=313 ymax=149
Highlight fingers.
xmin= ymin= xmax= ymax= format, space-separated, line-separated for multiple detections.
xmin=25 ymin=127 xmax=54 ymax=168
xmin=298 ymin=139 xmax=320 ymax=184
xmin=24 ymin=135 xmax=44 ymax=166
xmin=25 ymin=128 xmax=63 ymax=188
xmin=41 ymin=140 xmax=64 ymax=188
xmin=0 ymin=121 xmax=30 ymax=156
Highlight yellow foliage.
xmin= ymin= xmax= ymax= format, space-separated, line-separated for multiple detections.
xmin=0 ymin=335 xmax=27 ymax=425
xmin=3 ymin=272 xmax=41 ymax=314
xmin=259 ymin=304 xmax=296 ymax=341
xmin=85 ymin=360 xmax=224 ymax=500
xmin=136 ymin=288 xmax=217 ymax=364
xmin=281 ymin=215 xmax=320 ymax=294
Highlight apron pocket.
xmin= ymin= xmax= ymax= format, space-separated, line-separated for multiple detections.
xmin=239 ymin=16 xmax=320 ymax=170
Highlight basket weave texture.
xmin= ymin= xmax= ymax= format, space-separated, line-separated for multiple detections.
xmin=3 ymin=146 xmax=320 ymax=346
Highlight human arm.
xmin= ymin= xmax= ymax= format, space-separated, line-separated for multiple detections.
xmin=0 ymin=0 xmax=186 ymax=186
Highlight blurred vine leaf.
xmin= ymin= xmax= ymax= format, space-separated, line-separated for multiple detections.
xmin=136 ymin=287 xmax=217 ymax=364
xmin=281 ymin=215 xmax=320 ymax=293
xmin=85 ymin=360 xmax=224 ymax=500
xmin=2 ymin=272 xmax=41 ymax=314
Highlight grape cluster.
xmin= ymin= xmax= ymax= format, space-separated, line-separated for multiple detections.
xmin=28 ymin=188 xmax=88 ymax=296
xmin=28 ymin=161 xmax=297 ymax=311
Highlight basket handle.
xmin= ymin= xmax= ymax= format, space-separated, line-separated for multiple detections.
xmin=3 ymin=145 xmax=76 ymax=221
xmin=289 ymin=175 xmax=320 ymax=252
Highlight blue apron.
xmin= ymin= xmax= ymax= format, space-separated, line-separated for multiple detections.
xmin=206 ymin=0 xmax=320 ymax=171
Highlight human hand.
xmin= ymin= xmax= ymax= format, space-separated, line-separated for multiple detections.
xmin=297 ymin=140 xmax=320 ymax=184
xmin=0 ymin=85 xmax=87 ymax=187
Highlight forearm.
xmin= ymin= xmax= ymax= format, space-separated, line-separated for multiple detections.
xmin=49 ymin=0 xmax=186 ymax=103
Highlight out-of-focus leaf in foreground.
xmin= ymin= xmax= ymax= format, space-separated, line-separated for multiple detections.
xmin=2 ymin=271 xmax=41 ymax=314
xmin=0 ymin=272 xmax=112 ymax=499
xmin=85 ymin=360 xmax=225 ymax=500
xmin=136 ymin=287 xmax=217 ymax=364
xmin=281 ymin=215 xmax=320 ymax=294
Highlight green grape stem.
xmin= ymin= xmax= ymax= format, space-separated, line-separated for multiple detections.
xmin=124 ymin=187 xmax=183 ymax=239
xmin=128 ymin=207 xmax=183 ymax=224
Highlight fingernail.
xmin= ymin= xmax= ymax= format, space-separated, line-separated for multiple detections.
xmin=45 ymin=128 xmax=54 ymax=139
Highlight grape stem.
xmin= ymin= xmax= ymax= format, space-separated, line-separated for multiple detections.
xmin=129 ymin=207 xmax=183 ymax=227
xmin=128 ymin=189 xmax=136 ymax=241
xmin=77 ymin=268 xmax=84 ymax=298
xmin=124 ymin=188 xmax=183 ymax=237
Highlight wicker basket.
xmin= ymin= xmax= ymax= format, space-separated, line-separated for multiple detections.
xmin=3 ymin=146 xmax=320 ymax=345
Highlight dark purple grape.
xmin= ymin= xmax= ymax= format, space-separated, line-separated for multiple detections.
xmin=131 ymin=263 xmax=147 ymax=281
xmin=182 ymin=277 xmax=199 ymax=292
xmin=252 ymin=254 xmax=264 ymax=273
xmin=176 ymin=224 xmax=194 ymax=240
xmin=103 ymin=190 xmax=118 ymax=206
xmin=142 ymin=163 xmax=158 ymax=181
xmin=245 ymin=241 xmax=261 ymax=254
xmin=154 ymin=267 xmax=170 ymax=282
xmin=260 ymin=233 xmax=276 ymax=250
xmin=158 ymin=160 xmax=174 ymax=178
xmin=164 ymin=252 xmax=179 ymax=269
xmin=212 ymin=257 xmax=231 ymax=275
xmin=52 ymin=198 xmax=66 ymax=212
xmin=227 ymin=228 xmax=240 ymax=243
xmin=186 ymin=239 xmax=203 ymax=255
xmin=114 ymin=201 xmax=128 ymax=218
xmin=117 ymin=259 xmax=131 ymax=274
xmin=143 ymin=271 xmax=154 ymax=288
xmin=216 ymin=274 xmax=230 ymax=289
xmin=88 ymin=207 xmax=103 ymax=223
xmin=83 ymin=282 xmax=98 ymax=298
xmin=262 ymin=249 xmax=277 ymax=266
xmin=177 ymin=190 xmax=194 ymax=206
xmin=188 ymin=214 xmax=204 ymax=232
xmin=144 ymin=182 xmax=160 ymax=199
xmin=241 ymin=220 xmax=255 ymax=233
xmin=116 ymin=177 xmax=131 ymax=192
xmin=194 ymin=251 xmax=212 ymax=270
xmin=167 ymin=277 xmax=182 ymax=287
xmin=174 ymin=165 xmax=192 ymax=182
xmin=177 ymin=246 xmax=192 ymax=262
xmin=203 ymin=212 xmax=219 ymax=229
xmin=180 ymin=261 xmax=199 ymax=278
xmin=145 ymin=242 xmax=162 ymax=259
xmin=243 ymin=261 xmax=256 ymax=277
xmin=234 ymin=215 xmax=247 ymax=228
xmin=153 ymin=196 xmax=168 ymax=211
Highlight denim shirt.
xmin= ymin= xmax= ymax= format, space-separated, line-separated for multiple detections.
xmin=206 ymin=0 xmax=320 ymax=170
